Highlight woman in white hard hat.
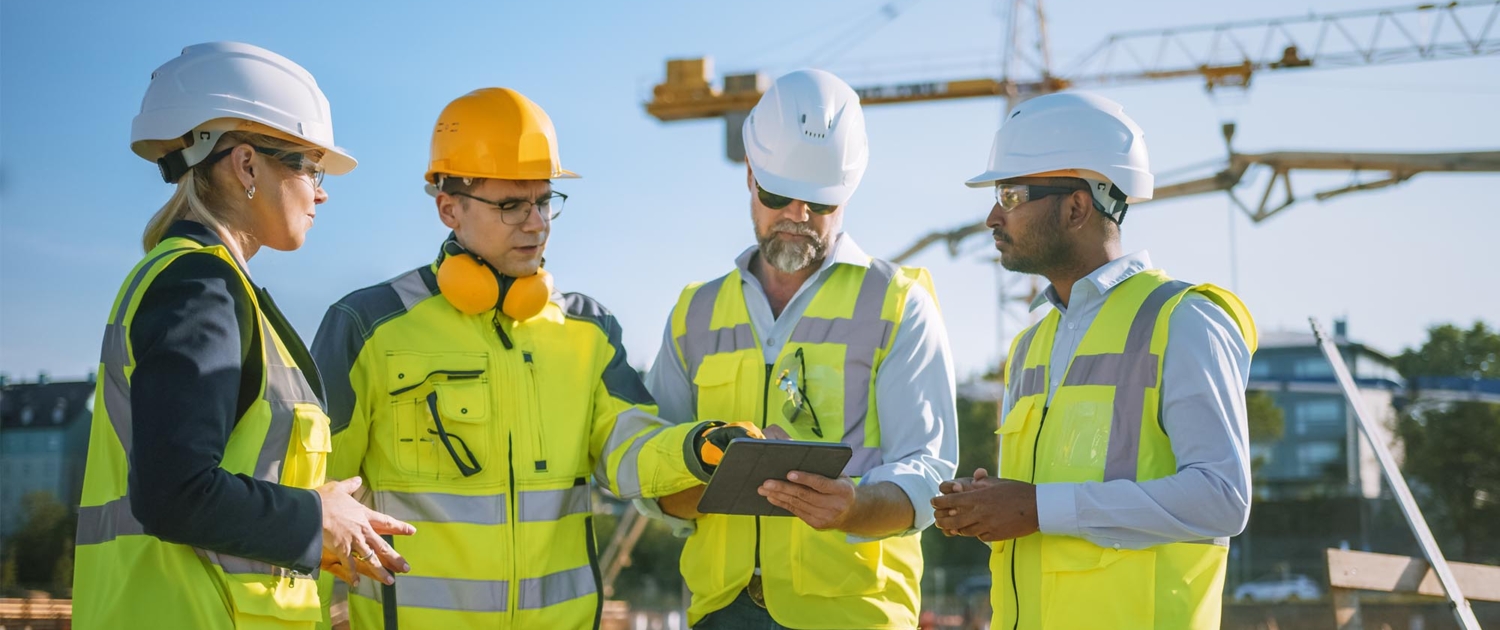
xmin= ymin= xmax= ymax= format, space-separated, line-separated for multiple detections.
xmin=72 ymin=42 xmax=414 ymax=629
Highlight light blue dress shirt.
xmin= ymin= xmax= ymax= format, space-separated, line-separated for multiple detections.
xmin=640 ymin=233 xmax=959 ymax=542
xmin=1015 ymin=251 xmax=1254 ymax=550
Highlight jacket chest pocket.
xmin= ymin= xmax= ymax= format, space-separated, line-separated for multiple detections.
xmin=386 ymin=352 xmax=494 ymax=480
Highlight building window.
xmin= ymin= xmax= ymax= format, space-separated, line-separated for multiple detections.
xmin=1249 ymin=360 xmax=1272 ymax=379
xmin=1293 ymin=357 xmax=1334 ymax=379
xmin=1296 ymin=441 xmax=1343 ymax=477
xmin=1294 ymin=399 xmax=1344 ymax=435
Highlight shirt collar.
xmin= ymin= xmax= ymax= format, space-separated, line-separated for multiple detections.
xmin=1030 ymin=250 xmax=1154 ymax=311
xmin=734 ymin=231 xmax=869 ymax=280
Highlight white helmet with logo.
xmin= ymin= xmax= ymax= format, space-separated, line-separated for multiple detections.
xmin=743 ymin=69 xmax=868 ymax=207
xmin=131 ymin=42 xmax=356 ymax=183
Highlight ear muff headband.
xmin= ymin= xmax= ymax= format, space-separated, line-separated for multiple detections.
xmin=435 ymin=237 xmax=553 ymax=320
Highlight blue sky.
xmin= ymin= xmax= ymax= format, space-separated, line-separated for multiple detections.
xmin=2 ymin=0 xmax=1497 ymax=382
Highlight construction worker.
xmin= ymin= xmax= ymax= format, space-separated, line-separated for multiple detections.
xmin=641 ymin=69 xmax=959 ymax=629
xmin=310 ymin=87 xmax=748 ymax=629
xmin=74 ymin=42 xmax=415 ymax=629
xmin=931 ymin=91 xmax=1258 ymax=630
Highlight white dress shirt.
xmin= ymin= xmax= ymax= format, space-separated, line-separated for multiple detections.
xmin=641 ymin=233 xmax=959 ymax=542
xmin=1014 ymin=250 xmax=1254 ymax=549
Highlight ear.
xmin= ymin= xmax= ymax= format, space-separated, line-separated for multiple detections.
xmin=746 ymin=164 xmax=755 ymax=191
xmin=1063 ymin=190 xmax=1094 ymax=231
xmin=437 ymin=193 xmax=462 ymax=230
xmin=226 ymin=144 xmax=257 ymax=194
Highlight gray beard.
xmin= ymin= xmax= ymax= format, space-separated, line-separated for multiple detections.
xmin=758 ymin=222 xmax=829 ymax=273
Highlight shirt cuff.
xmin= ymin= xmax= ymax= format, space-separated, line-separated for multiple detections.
xmin=632 ymin=498 xmax=697 ymax=538
xmin=1035 ymin=482 xmax=1081 ymax=538
xmin=845 ymin=474 xmax=927 ymax=544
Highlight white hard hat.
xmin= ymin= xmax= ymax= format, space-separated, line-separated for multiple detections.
xmin=743 ymin=69 xmax=868 ymax=207
xmin=967 ymin=91 xmax=1152 ymax=219
xmin=131 ymin=42 xmax=356 ymax=183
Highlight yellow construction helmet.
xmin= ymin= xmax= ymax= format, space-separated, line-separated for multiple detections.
xmin=425 ymin=87 xmax=579 ymax=185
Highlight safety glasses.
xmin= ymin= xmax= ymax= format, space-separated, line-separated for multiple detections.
xmin=756 ymin=181 xmax=838 ymax=215
xmin=204 ymin=144 xmax=326 ymax=188
xmin=777 ymin=348 xmax=824 ymax=438
xmin=994 ymin=183 xmax=1087 ymax=213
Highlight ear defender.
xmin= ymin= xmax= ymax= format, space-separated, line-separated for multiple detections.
xmin=435 ymin=237 xmax=553 ymax=320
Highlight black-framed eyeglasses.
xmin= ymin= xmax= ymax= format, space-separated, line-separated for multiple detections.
xmin=994 ymin=184 xmax=1088 ymax=213
xmin=452 ymin=191 xmax=567 ymax=225
xmin=204 ymin=144 xmax=326 ymax=188
xmin=777 ymin=348 xmax=824 ymax=438
xmin=756 ymin=181 xmax=838 ymax=215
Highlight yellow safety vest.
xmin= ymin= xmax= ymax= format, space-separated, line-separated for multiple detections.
xmin=991 ymin=269 xmax=1257 ymax=630
xmin=74 ymin=236 xmax=332 ymax=629
xmin=668 ymin=259 xmax=936 ymax=629
xmin=316 ymin=260 xmax=706 ymax=629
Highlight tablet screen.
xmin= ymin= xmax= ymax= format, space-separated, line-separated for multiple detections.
xmin=696 ymin=439 xmax=854 ymax=517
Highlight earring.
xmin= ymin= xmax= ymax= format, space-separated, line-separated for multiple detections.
xmin=246 ymin=185 xmax=256 ymax=200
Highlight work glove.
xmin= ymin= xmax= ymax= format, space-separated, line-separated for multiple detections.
xmin=694 ymin=421 xmax=765 ymax=469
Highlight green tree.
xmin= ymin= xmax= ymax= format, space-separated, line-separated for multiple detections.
xmin=1394 ymin=320 xmax=1500 ymax=562
xmin=1245 ymin=391 xmax=1285 ymax=475
xmin=8 ymin=492 xmax=73 ymax=590
xmin=1 ymin=552 xmax=17 ymax=594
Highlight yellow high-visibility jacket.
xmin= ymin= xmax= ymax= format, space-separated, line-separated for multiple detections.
xmin=74 ymin=232 xmax=331 ymax=629
xmin=311 ymin=257 xmax=710 ymax=629
xmin=993 ymin=270 xmax=1256 ymax=630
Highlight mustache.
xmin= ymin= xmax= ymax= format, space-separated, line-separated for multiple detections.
xmin=772 ymin=220 xmax=818 ymax=238
xmin=992 ymin=229 xmax=1012 ymax=244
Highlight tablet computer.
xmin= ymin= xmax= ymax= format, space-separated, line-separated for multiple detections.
xmin=696 ymin=439 xmax=854 ymax=517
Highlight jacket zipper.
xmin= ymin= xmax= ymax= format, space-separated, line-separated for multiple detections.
xmin=523 ymin=351 xmax=547 ymax=472
xmin=494 ymin=314 xmax=519 ymax=622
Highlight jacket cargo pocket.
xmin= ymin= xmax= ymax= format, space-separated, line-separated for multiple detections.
xmin=386 ymin=352 xmax=492 ymax=480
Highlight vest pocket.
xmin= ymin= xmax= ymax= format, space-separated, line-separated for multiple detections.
xmin=281 ymin=403 xmax=331 ymax=489
xmin=789 ymin=523 xmax=887 ymax=597
xmin=1039 ymin=536 xmax=1155 ymax=628
xmin=692 ymin=354 xmax=742 ymax=422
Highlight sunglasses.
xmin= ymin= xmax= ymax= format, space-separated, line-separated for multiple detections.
xmin=777 ymin=348 xmax=824 ymax=438
xmin=757 ymin=181 xmax=838 ymax=215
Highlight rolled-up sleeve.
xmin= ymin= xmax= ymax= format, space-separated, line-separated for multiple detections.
xmin=852 ymin=285 xmax=959 ymax=542
xmin=1034 ymin=293 xmax=1253 ymax=548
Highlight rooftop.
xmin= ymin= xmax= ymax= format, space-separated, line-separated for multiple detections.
xmin=0 ymin=381 xmax=94 ymax=430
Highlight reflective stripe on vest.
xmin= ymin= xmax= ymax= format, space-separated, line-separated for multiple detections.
xmin=1007 ymin=279 xmax=1191 ymax=482
xmin=350 ymin=564 xmax=597 ymax=613
xmin=675 ymin=262 xmax=897 ymax=475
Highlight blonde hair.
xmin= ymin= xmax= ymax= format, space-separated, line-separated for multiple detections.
xmin=141 ymin=130 xmax=313 ymax=252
